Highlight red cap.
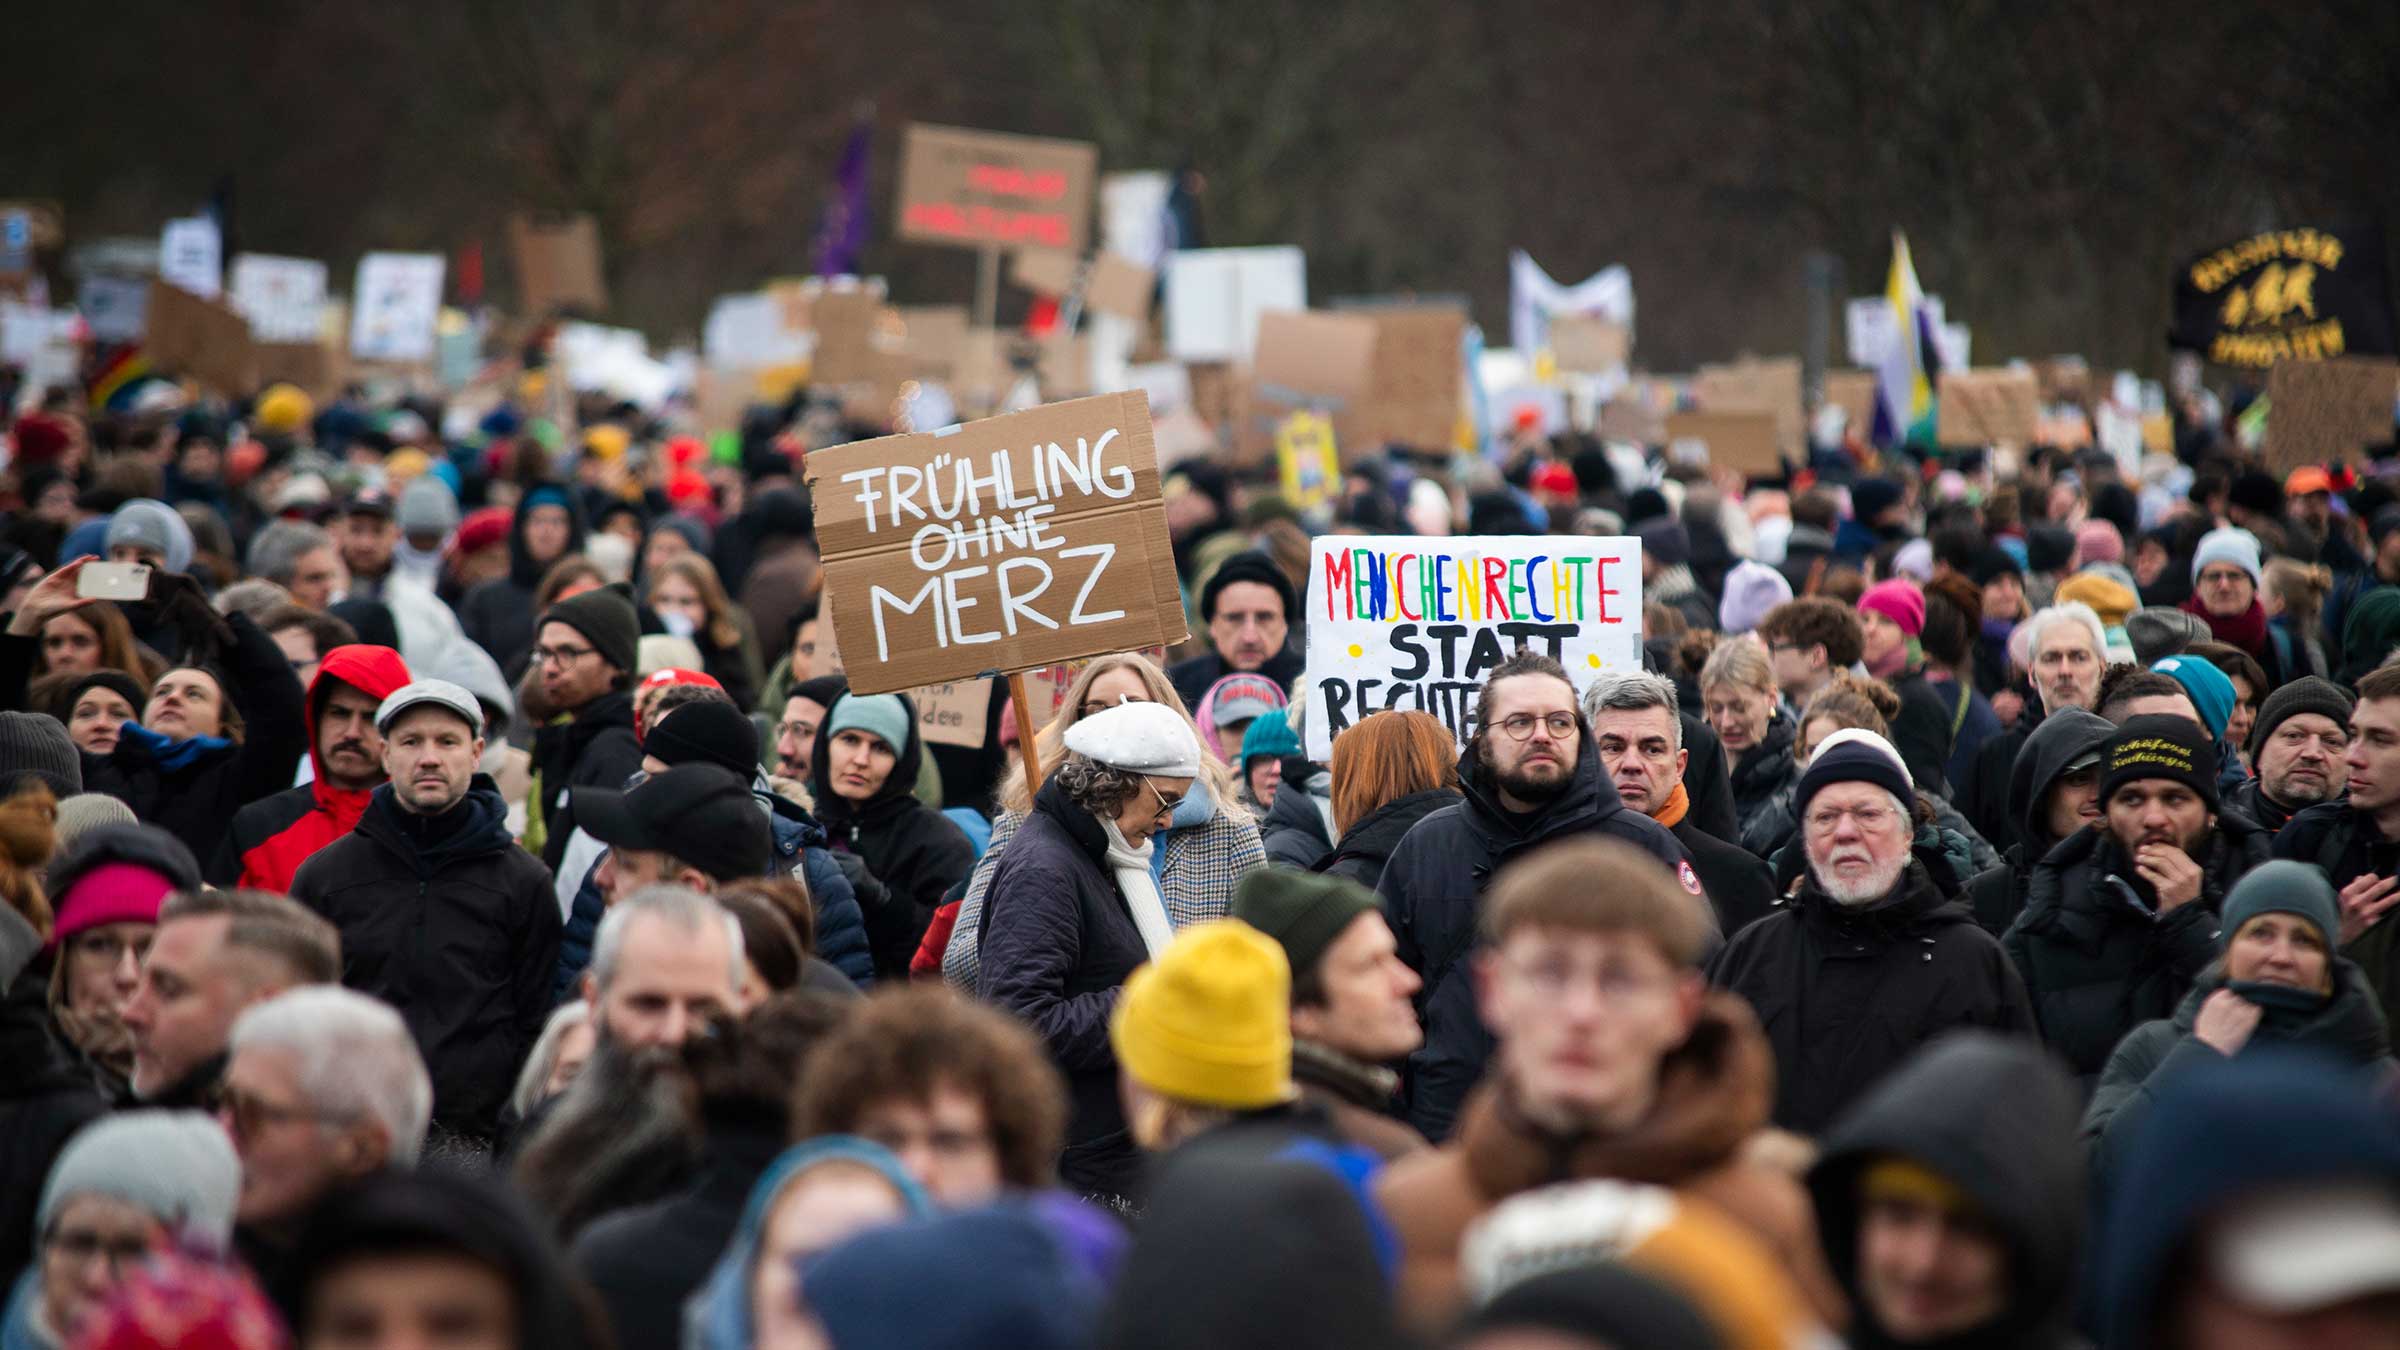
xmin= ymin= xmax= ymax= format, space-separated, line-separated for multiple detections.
xmin=1532 ymin=462 xmax=1579 ymax=497
xmin=450 ymin=507 xmax=512 ymax=557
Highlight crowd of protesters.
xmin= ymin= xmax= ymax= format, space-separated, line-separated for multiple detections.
xmin=0 ymin=361 xmax=2398 ymax=1350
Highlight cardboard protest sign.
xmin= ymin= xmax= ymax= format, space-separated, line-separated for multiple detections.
xmin=895 ymin=306 xmax=970 ymax=379
xmin=1085 ymin=252 xmax=1154 ymax=321
xmin=1241 ymin=310 xmax=1377 ymax=467
xmin=1012 ymin=646 xmax=1175 ymax=728
xmin=145 ymin=280 xmax=256 ymax=395
xmin=1276 ymin=411 xmax=1340 ymax=511
xmin=804 ymin=392 xmax=1187 ymax=695
xmin=1663 ymin=411 xmax=1780 ymax=477
xmin=1037 ymin=333 xmax=1092 ymax=399
xmin=254 ymin=340 xmax=344 ymax=403
xmin=1010 ymin=248 xmax=1079 ymax=297
xmin=1598 ymin=396 xmax=1666 ymax=445
xmin=808 ymin=289 xmax=886 ymax=385
xmin=914 ymin=679 xmax=996 ymax=748
xmin=158 ymin=217 xmax=223 ymax=299
xmin=2263 ymin=356 xmax=2399 ymax=472
xmin=229 ymin=255 xmax=329 ymax=344
xmin=507 ymin=214 xmax=608 ymax=316
xmin=1936 ymin=368 xmax=2041 ymax=447
xmin=2171 ymin=226 xmax=2396 ymax=368
xmin=806 ymin=591 xmax=843 ymax=678
xmin=897 ymin=124 xmax=1098 ymax=255
xmin=1164 ymin=247 xmax=1306 ymax=362
xmin=350 ymin=253 xmax=446 ymax=362
xmin=1549 ymin=314 xmax=1630 ymax=373
xmin=1822 ymin=369 xmax=1879 ymax=437
xmin=1303 ymin=535 xmax=1646 ymax=759
xmin=1363 ymin=307 xmax=1467 ymax=453
xmin=1695 ymin=356 xmax=1805 ymax=454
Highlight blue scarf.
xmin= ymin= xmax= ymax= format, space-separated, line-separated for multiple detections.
xmin=116 ymin=720 xmax=232 ymax=772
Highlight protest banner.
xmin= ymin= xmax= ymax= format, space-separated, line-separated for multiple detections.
xmin=1241 ymin=310 xmax=1377 ymax=467
xmin=1010 ymin=248 xmax=1079 ymax=297
xmin=507 ymin=213 xmax=607 ymax=316
xmin=914 ymin=678 xmax=996 ymax=748
xmin=1822 ymin=369 xmax=1878 ymax=436
xmin=1936 ymin=368 xmax=2041 ymax=447
xmin=1085 ymin=252 xmax=1154 ymax=321
xmin=1303 ymin=535 xmax=1645 ymax=759
xmin=229 ymin=255 xmax=329 ymax=344
xmin=808 ymin=288 xmax=887 ymax=385
xmin=803 ymin=391 xmax=1186 ymax=697
xmin=1363 ymin=306 xmax=1467 ymax=453
xmin=1276 ymin=411 xmax=1340 ymax=511
xmin=350 ymin=253 xmax=445 ymax=362
xmin=897 ymin=124 xmax=1098 ymax=255
xmin=1598 ymin=396 xmax=1667 ymax=445
xmin=158 ymin=216 xmax=222 ymax=299
xmin=895 ymin=305 xmax=970 ymax=379
xmin=145 ymin=280 xmax=256 ymax=395
xmin=2263 ymin=356 xmax=2399 ymax=472
xmin=1664 ymin=411 xmax=1779 ymax=476
xmin=1164 ymin=246 xmax=1306 ymax=362
xmin=1695 ymin=356 xmax=1805 ymax=454
xmin=2171 ymin=226 xmax=2396 ymax=368
xmin=1549 ymin=314 xmax=1630 ymax=373
xmin=254 ymin=340 xmax=344 ymax=403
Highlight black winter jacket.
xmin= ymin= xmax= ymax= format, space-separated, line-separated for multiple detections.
xmin=1959 ymin=708 xmax=2116 ymax=937
xmin=573 ymin=1111 xmax=785 ymax=1350
xmin=291 ymin=780 xmax=561 ymax=1144
xmin=977 ymin=776 xmax=1152 ymax=1202
xmin=2221 ymin=776 xmax=2307 ymax=834
xmin=1887 ymin=666 xmax=1956 ymax=797
xmin=1674 ymin=814 xmax=1777 ymax=938
xmin=1729 ymin=714 xmax=1801 ymax=857
xmin=1166 ymin=643 xmax=1304 ymax=712
xmin=2081 ymin=962 xmax=2393 ymax=1191
xmin=2003 ymin=815 xmax=2271 ymax=1087
xmin=1259 ymin=781 xmax=1333 ymax=870
xmin=1956 ymin=710 xmax=2041 ymax=856
xmin=809 ymin=698 xmax=974 ymax=977
xmin=1809 ymin=1034 xmax=2087 ymax=1350
xmin=1376 ymin=737 xmax=1692 ymax=1142
xmin=459 ymin=492 xmax=589 ymax=673
xmin=1711 ymin=862 xmax=2035 ymax=1135
xmin=1314 ymin=788 xmax=1462 ymax=891
xmin=2275 ymin=802 xmax=2400 ymax=1034
xmin=533 ymin=689 xmax=645 ymax=872
xmin=80 ymin=610 xmax=309 ymax=865
xmin=1677 ymin=713 xmax=1742 ymax=847
xmin=0 ymin=909 xmax=109 ymax=1288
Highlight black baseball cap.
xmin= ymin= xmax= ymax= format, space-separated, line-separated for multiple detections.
xmin=575 ymin=762 xmax=770 ymax=880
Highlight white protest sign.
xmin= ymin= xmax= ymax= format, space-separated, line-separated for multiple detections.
xmin=158 ymin=216 xmax=222 ymax=299
xmin=79 ymin=275 xmax=149 ymax=342
xmin=1164 ymin=246 xmax=1305 ymax=361
xmin=1304 ymin=535 xmax=1645 ymax=760
xmin=229 ymin=254 xmax=329 ymax=343
xmin=349 ymin=252 xmax=446 ymax=362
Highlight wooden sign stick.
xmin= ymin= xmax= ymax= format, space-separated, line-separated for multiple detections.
xmin=1006 ymin=670 xmax=1044 ymax=789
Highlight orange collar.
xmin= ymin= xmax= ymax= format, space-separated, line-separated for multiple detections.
xmin=1652 ymin=781 xmax=1689 ymax=829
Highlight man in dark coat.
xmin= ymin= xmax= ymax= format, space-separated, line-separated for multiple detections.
xmin=1376 ymin=650 xmax=1694 ymax=1142
xmin=2224 ymin=676 xmax=2354 ymax=833
xmin=528 ymin=588 xmax=645 ymax=871
xmin=1585 ymin=671 xmax=1778 ymax=937
xmin=1167 ymin=550 xmax=1304 ymax=709
xmin=292 ymin=679 xmax=561 ymax=1152
xmin=1961 ymin=707 xmax=2116 ymax=936
xmin=1957 ymin=603 xmax=2108 ymax=853
xmin=1808 ymin=1033 xmax=2086 ymax=1350
xmin=2003 ymin=715 xmax=2271 ymax=1087
xmin=2276 ymin=663 xmax=2400 ymax=1035
xmin=1711 ymin=730 xmax=2034 ymax=1134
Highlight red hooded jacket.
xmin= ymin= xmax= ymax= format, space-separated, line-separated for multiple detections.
xmin=215 ymin=645 xmax=413 ymax=892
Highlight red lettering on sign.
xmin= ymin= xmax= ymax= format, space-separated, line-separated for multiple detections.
xmin=964 ymin=165 xmax=1070 ymax=201
xmin=901 ymin=204 xmax=1071 ymax=249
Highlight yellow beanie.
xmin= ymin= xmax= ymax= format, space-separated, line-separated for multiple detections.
xmin=1110 ymin=920 xmax=1293 ymax=1110
xmin=583 ymin=424 xmax=631 ymax=462
xmin=254 ymin=383 xmax=315 ymax=437
xmin=383 ymin=448 xmax=432 ymax=484
xmin=2054 ymin=572 xmax=2137 ymax=628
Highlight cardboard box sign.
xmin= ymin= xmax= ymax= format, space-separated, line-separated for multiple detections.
xmin=254 ymin=340 xmax=345 ymax=404
xmin=810 ymin=290 xmax=887 ymax=386
xmin=1085 ymin=252 xmax=1155 ymax=321
xmin=895 ymin=306 xmax=970 ymax=379
xmin=1936 ymin=368 xmax=2041 ymax=447
xmin=508 ymin=213 xmax=608 ymax=317
xmin=145 ymin=280 xmax=257 ymax=396
xmin=1822 ymin=369 xmax=1879 ymax=437
xmin=896 ymin=124 xmax=1099 ymax=256
xmin=1550 ymin=315 xmax=1630 ymax=373
xmin=1598 ymin=397 xmax=1666 ymax=445
xmin=2264 ymin=356 xmax=2400 ymax=472
xmin=1694 ymin=356 xmax=1805 ymax=454
xmin=1010 ymin=248 xmax=1079 ymax=298
xmin=1663 ymin=411 xmax=1780 ymax=477
xmin=1302 ymin=535 xmax=1646 ymax=759
xmin=914 ymin=678 xmax=996 ymax=748
xmin=804 ymin=391 xmax=1188 ymax=695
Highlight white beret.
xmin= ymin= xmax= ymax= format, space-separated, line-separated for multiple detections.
xmin=1063 ymin=701 xmax=1203 ymax=778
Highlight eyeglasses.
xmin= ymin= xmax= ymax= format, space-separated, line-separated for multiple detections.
xmin=533 ymin=643 xmax=597 ymax=668
xmin=1504 ymin=953 xmax=1674 ymax=1004
xmin=1145 ymin=779 xmax=1186 ymax=823
xmin=45 ymin=1229 xmax=153 ymax=1276
xmin=1495 ymin=711 xmax=1579 ymax=741
xmin=776 ymin=721 xmax=818 ymax=742
xmin=210 ymin=1081 xmax=350 ymax=1142
xmin=1803 ymin=803 xmax=1901 ymax=835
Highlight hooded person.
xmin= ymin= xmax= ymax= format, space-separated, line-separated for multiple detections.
xmin=456 ymin=483 xmax=586 ymax=672
xmin=1959 ymin=708 xmax=2115 ymax=937
xmin=808 ymin=692 xmax=974 ymax=978
xmin=2002 ymin=714 xmax=2273 ymax=1086
xmin=1808 ymin=1033 xmax=2086 ymax=1350
xmin=1234 ymin=709 xmax=1304 ymax=819
xmin=212 ymin=645 xmax=412 ymax=892
xmin=2090 ymin=1050 xmax=2400 ymax=1350
xmin=286 ymin=1168 xmax=608 ymax=1350
xmin=803 ymin=1203 xmax=1108 ymax=1350
xmin=685 ymin=1136 xmax=932 ymax=1350
xmin=2081 ymin=862 xmax=2393 ymax=1187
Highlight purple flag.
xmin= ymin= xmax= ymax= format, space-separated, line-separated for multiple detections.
xmin=811 ymin=115 xmax=873 ymax=278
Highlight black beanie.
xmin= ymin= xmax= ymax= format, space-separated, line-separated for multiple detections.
xmin=2247 ymin=676 xmax=2357 ymax=760
xmin=2102 ymin=714 xmax=2219 ymax=812
xmin=1199 ymin=551 xmax=1297 ymax=626
xmin=539 ymin=588 xmax=640 ymax=676
xmin=646 ymin=698 xmax=761 ymax=777
xmin=2025 ymin=525 xmax=2076 ymax=573
xmin=0 ymin=711 xmax=79 ymax=798
xmin=788 ymin=675 xmax=849 ymax=711
xmin=64 ymin=670 xmax=148 ymax=719
xmin=1792 ymin=733 xmax=1915 ymax=826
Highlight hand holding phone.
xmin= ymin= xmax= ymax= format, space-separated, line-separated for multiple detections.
xmin=76 ymin=562 xmax=152 ymax=603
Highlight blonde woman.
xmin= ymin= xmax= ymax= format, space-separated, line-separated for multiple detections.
xmin=643 ymin=554 xmax=763 ymax=709
xmin=938 ymin=652 xmax=1264 ymax=991
xmin=1700 ymin=634 xmax=1799 ymax=854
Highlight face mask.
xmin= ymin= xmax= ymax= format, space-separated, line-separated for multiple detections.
xmin=659 ymin=609 xmax=697 ymax=639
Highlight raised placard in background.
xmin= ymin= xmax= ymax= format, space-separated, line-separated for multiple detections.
xmin=229 ymin=255 xmax=329 ymax=345
xmin=350 ymin=253 xmax=446 ymax=363
xmin=1663 ymin=411 xmax=1780 ymax=477
xmin=1935 ymin=368 xmax=2041 ymax=447
xmin=1549 ymin=315 xmax=1630 ymax=373
xmin=508 ymin=214 xmax=608 ymax=316
xmin=896 ymin=124 xmax=1099 ymax=255
xmin=2263 ymin=356 xmax=2400 ymax=472
xmin=145 ymin=280 xmax=256 ymax=395
xmin=1695 ymin=356 xmax=1805 ymax=454
xmin=1164 ymin=246 xmax=1305 ymax=362
xmin=804 ymin=392 xmax=1186 ymax=694
xmin=915 ymin=679 xmax=996 ymax=748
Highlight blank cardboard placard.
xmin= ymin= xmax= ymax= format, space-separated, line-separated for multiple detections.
xmin=1085 ymin=253 xmax=1155 ymax=321
xmin=1010 ymin=248 xmax=1079 ymax=298
xmin=810 ymin=290 xmax=885 ymax=386
xmin=1038 ymin=333 xmax=1092 ymax=399
xmin=1822 ymin=369 xmax=1879 ymax=437
xmin=896 ymin=306 xmax=970 ymax=379
xmin=804 ymin=392 xmax=1187 ymax=694
xmin=897 ymin=124 xmax=1098 ymax=255
xmin=508 ymin=214 xmax=607 ymax=316
xmin=254 ymin=340 xmax=344 ymax=403
xmin=1599 ymin=397 xmax=1666 ymax=445
xmin=2264 ymin=357 xmax=2399 ymax=472
xmin=1550 ymin=315 xmax=1631 ymax=373
xmin=146 ymin=280 xmax=257 ymax=395
xmin=914 ymin=678 xmax=996 ymax=748
xmin=1663 ymin=411 xmax=1780 ymax=476
xmin=1364 ymin=307 xmax=1467 ymax=453
xmin=1164 ymin=246 xmax=1306 ymax=362
xmin=1936 ymin=368 xmax=2041 ymax=447
xmin=1695 ymin=356 xmax=1805 ymax=453
xmin=1242 ymin=310 xmax=1378 ymax=467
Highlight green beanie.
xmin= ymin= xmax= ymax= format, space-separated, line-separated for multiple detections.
xmin=1229 ymin=869 xmax=1380 ymax=985
xmin=2218 ymin=859 xmax=2341 ymax=954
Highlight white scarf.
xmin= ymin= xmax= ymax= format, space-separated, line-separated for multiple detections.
xmin=1101 ymin=817 xmax=1175 ymax=957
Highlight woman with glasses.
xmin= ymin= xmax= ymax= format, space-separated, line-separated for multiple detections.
xmin=3 ymin=1111 xmax=239 ymax=1350
xmin=937 ymin=652 xmax=1264 ymax=992
xmin=973 ymin=700 xmax=1212 ymax=1206
xmin=33 ymin=824 xmax=199 ymax=1098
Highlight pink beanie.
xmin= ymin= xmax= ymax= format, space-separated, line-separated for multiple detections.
xmin=2075 ymin=520 xmax=2125 ymax=566
xmin=50 ymin=861 xmax=175 ymax=947
xmin=1858 ymin=579 xmax=1927 ymax=637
